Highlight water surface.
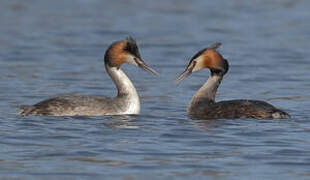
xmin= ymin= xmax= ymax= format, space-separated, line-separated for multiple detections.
xmin=0 ymin=0 xmax=310 ymax=179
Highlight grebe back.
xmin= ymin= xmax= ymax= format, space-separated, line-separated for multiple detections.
xmin=175 ymin=42 xmax=290 ymax=120
xmin=20 ymin=37 xmax=159 ymax=116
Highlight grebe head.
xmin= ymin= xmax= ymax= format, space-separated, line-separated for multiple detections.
xmin=104 ymin=37 xmax=159 ymax=75
xmin=175 ymin=42 xmax=229 ymax=83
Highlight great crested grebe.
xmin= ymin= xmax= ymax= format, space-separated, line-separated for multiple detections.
xmin=176 ymin=42 xmax=290 ymax=119
xmin=19 ymin=37 xmax=159 ymax=116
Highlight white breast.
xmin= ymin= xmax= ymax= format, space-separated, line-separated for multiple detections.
xmin=122 ymin=96 xmax=140 ymax=114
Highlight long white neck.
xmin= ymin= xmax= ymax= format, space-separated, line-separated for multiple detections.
xmin=105 ymin=64 xmax=140 ymax=114
xmin=188 ymin=74 xmax=223 ymax=111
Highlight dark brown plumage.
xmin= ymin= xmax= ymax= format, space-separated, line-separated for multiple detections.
xmin=188 ymin=99 xmax=290 ymax=120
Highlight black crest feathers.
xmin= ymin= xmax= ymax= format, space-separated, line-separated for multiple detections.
xmin=124 ymin=36 xmax=141 ymax=59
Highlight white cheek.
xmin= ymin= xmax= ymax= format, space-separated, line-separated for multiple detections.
xmin=192 ymin=56 xmax=204 ymax=72
xmin=126 ymin=54 xmax=138 ymax=66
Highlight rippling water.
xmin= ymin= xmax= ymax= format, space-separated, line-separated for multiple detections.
xmin=1 ymin=0 xmax=310 ymax=179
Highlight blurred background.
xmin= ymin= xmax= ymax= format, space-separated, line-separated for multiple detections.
xmin=0 ymin=0 xmax=309 ymax=179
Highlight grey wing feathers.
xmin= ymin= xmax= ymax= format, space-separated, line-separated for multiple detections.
xmin=190 ymin=100 xmax=290 ymax=119
xmin=19 ymin=95 xmax=113 ymax=116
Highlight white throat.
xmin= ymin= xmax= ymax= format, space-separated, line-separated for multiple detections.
xmin=188 ymin=75 xmax=222 ymax=111
xmin=105 ymin=64 xmax=140 ymax=114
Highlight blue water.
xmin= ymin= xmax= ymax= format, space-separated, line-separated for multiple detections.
xmin=1 ymin=0 xmax=310 ymax=179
